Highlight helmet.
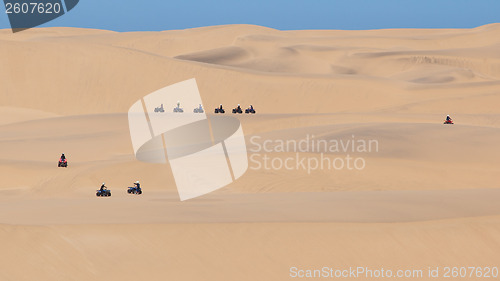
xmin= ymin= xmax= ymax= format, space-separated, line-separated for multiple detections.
xmin=102 ymin=182 xmax=105 ymax=185
xmin=238 ymin=104 xmax=240 ymax=106
xmin=136 ymin=181 xmax=139 ymax=184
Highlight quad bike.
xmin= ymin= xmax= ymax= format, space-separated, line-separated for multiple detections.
xmin=58 ymin=158 xmax=68 ymax=167
xmin=154 ymin=104 xmax=165 ymax=113
xmin=193 ymin=105 xmax=204 ymax=113
xmin=96 ymin=188 xmax=111 ymax=197
xmin=214 ymin=107 xmax=225 ymax=114
xmin=127 ymin=186 xmax=143 ymax=195
xmin=173 ymin=106 xmax=184 ymax=113
xmin=443 ymin=119 xmax=454 ymax=125
xmin=245 ymin=107 xmax=256 ymax=114
xmin=232 ymin=107 xmax=243 ymax=114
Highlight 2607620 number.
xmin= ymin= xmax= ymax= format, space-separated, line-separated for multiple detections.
xmin=5 ymin=2 xmax=62 ymax=14
xmin=443 ymin=267 xmax=499 ymax=278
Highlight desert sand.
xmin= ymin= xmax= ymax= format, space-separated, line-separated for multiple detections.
xmin=1 ymin=24 xmax=500 ymax=280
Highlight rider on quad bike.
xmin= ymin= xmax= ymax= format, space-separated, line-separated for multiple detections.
xmin=245 ymin=104 xmax=256 ymax=114
xmin=134 ymin=181 xmax=141 ymax=192
xmin=96 ymin=182 xmax=111 ymax=197
xmin=232 ymin=104 xmax=243 ymax=114
xmin=215 ymin=104 xmax=225 ymax=114
xmin=128 ymin=180 xmax=143 ymax=194
xmin=194 ymin=104 xmax=204 ymax=113
xmin=173 ymin=100 xmax=184 ymax=113
xmin=58 ymin=153 xmax=68 ymax=167
xmin=444 ymin=115 xmax=454 ymax=124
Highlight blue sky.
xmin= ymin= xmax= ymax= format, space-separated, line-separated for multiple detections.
xmin=1 ymin=0 xmax=500 ymax=31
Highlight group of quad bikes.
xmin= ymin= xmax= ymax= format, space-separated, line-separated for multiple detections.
xmin=154 ymin=103 xmax=208 ymax=113
xmin=95 ymin=184 xmax=142 ymax=197
xmin=57 ymin=155 xmax=142 ymax=197
xmin=154 ymin=103 xmax=256 ymax=114
xmin=215 ymin=104 xmax=256 ymax=114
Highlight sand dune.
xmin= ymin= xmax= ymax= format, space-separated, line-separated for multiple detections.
xmin=1 ymin=24 xmax=500 ymax=115
xmin=1 ymin=24 xmax=500 ymax=280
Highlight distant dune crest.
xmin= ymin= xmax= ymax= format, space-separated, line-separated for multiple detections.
xmin=1 ymin=24 xmax=500 ymax=115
